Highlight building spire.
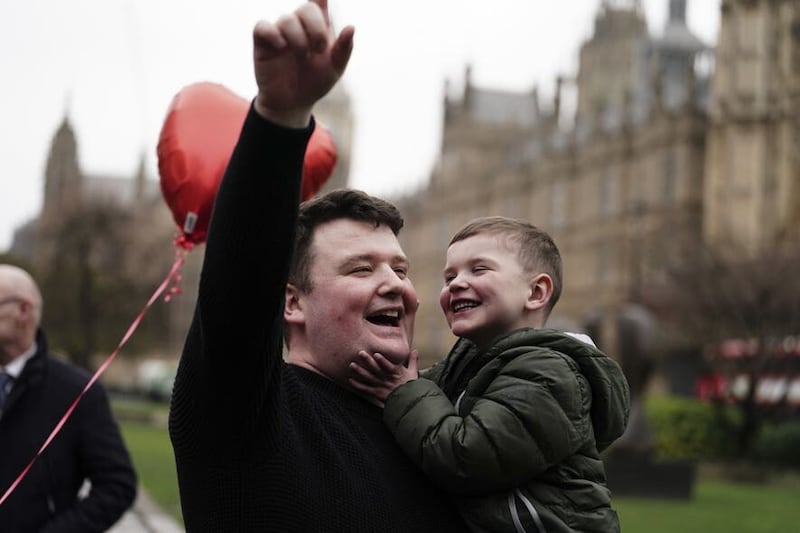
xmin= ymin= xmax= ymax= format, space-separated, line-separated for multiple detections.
xmin=63 ymin=89 xmax=73 ymax=123
xmin=669 ymin=0 xmax=687 ymax=24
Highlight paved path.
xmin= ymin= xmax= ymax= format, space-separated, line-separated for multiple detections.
xmin=109 ymin=488 xmax=184 ymax=533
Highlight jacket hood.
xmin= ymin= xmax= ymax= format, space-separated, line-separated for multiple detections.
xmin=511 ymin=328 xmax=630 ymax=451
xmin=451 ymin=328 xmax=631 ymax=452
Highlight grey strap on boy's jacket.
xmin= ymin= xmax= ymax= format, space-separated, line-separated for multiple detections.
xmin=509 ymin=489 xmax=546 ymax=533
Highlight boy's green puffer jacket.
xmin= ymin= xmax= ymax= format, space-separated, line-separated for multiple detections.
xmin=384 ymin=328 xmax=630 ymax=532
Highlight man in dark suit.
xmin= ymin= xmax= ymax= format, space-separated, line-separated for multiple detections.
xmin=0 ymin=264 xmax=137 ymax=532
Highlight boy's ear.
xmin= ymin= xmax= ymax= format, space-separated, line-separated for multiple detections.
xmin=284 ymin=283 xmax=305 ymax=325
xmin=526 ymin=273 xmax=553 ymax=312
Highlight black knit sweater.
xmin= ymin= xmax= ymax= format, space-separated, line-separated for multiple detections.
xmin=169 ymin=106 xmax=465 ymax=532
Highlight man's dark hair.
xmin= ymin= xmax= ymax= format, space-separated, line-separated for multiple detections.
xmin=289 ymin=189 xmax=404 ymax=293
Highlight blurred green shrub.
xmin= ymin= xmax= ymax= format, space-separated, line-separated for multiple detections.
xmin=645 ymin=395 xmax=738 ymax=461
xmin=751 ymin=422 xmax=800 ymax=470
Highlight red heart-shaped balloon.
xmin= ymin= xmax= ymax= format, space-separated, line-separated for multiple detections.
xmin=157 ymin=82 xmax=337 ymax=249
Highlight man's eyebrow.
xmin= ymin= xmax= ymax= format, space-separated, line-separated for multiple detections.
xmin=340 ymin=254 xmax=373 ymax=266
xmin=339 ymin=254 xmax=409 ymax=268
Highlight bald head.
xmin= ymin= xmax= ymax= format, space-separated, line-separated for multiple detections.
xmin=0 ymin=265 xmax=43 ymax=319
xmin=0 ymin=265 xmax=43 ymax=363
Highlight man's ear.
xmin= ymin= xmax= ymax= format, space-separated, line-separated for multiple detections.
xmin=17 ymin=298 xmax=36 ymax=328
xmin=526 ymin=273 xmax=553 ymax=312
xmin=284 ymin=283 xmax=305 ymax=325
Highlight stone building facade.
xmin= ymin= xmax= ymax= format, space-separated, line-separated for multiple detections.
xmin=394 ymin=0 xmax=800 ymax=382
xmin=704 ymin=0 xmax=800 ymax=250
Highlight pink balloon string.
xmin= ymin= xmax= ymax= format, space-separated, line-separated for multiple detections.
xmin=0 ymin=245 xmax=188 ymax=507
xmin=173 ymin=233 xmax=196 ymax=254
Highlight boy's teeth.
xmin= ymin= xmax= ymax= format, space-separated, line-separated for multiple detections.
xmin=454 ymin=302 xmax=477 ymax=312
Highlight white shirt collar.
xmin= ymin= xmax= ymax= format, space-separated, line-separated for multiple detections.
xmin=3 ymin=342 xmax=38 ymax=379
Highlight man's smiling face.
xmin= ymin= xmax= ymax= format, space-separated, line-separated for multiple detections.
xmin=286 ymin=218 xmax=418 ymax=384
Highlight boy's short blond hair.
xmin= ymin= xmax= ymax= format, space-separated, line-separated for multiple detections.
xmin=449 ymin=216 xmax=563 ymax=316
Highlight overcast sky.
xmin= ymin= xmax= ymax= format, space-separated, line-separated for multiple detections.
xmin=0 ymin=0 xmax=720 ymax=251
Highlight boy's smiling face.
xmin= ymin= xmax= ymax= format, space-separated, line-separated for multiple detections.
xmin=439 ymin=233 xmax=537 ymax=349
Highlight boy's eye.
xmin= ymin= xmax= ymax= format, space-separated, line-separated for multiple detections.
xmin=394 ymin=267 xmax=408 ymax=278
xmin=351 ymin=266 xmax=372 ymax=274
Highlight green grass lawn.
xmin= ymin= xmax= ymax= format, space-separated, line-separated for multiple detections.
xmin=118 ymin=410 xmax=800 ymax=531
xmin=616 ymin=480 xmax=800 ymax=532
xmin=119 ymin=421 xmax=183 ymax=524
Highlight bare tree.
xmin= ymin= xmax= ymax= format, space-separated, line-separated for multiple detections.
xmin=645 ymin=234 xmax=800 ymax=457
xmin=37 ymin=204 xmax=171 ymax=370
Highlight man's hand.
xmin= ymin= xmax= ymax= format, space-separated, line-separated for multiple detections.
xmin=349 ymin=350 xmax=420 ymax=407
xmin=252 ymin=0 xmax=354 ymax=127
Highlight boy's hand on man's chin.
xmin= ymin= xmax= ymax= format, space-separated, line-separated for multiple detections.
xmin=348 ymin=350 xmax=419 ymax=406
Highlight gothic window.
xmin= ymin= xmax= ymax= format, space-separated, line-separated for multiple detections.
xmin=550 ymin=182 xmax=566 ymax=230
xmin=737 ymin=11 xmax=758 ymax=52
xmin=600 ymin=170 xmax=619 ymax=218
xmin=663 ymin=151 xmax=677 ymax=207
xmin=792 ymin=18 xmax=800 ymax=74
xmin=595 ymin=241 xmax=610 ymax=285
xmin=437 ymin=218 xmax=450 ymax=251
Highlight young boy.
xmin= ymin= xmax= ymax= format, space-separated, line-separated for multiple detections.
xmin=350 ymin=216 xmax=630 ymax=533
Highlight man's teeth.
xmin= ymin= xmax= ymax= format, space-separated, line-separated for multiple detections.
xmin=367 ymin=310 xmax=401 ymax=326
